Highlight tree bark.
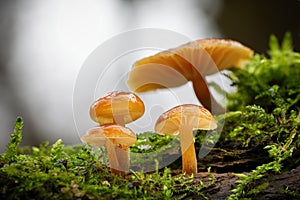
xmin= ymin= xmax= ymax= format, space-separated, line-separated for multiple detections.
xmin=180 ymin=165 xmax=300 ymax=200
xmin=171 ymin=142 xmax=300 ymax=199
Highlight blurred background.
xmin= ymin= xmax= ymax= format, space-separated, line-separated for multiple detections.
xmin=1 ymin=0 xmax=299 ymax=152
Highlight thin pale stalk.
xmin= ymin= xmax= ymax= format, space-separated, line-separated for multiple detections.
xmin=106 ymin=140 xmax=122 ymax=175
xmin=115 ymin=146 xmax=130 ymax=175
xmin=180 ymin=125 xmax=197 ymax=174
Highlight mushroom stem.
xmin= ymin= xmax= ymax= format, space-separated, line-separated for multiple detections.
xmin=192 ymin=76 xmax=225 ymax=115
xmin=115 ymin=146 xmax=130 ymax=174
xmin=105 ymin=140 xmax=121 ymax=175
xmin=179 ymin=124 xmax=197 ymax=175
xmin=105 ymin=140 xmax=130 ymax=176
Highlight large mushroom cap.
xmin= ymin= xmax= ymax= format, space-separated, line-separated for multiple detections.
xmin=90 ymin=91 xmax=145 ymax=125
xmin=155 ymin=104 xmax=217 ymax=136
xmin=81 ymin=125 xmax=137 ymax=148
xmin=193 ymin=39 xmax=254 ymax=72
xmin=127 ymin=39 xmax=253 ymax=113
xmin=127 ymin=38 xmax=253 ymax=92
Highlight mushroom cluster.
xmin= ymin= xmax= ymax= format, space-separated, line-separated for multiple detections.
xmin=81 ymin=38 xmax=253 ymax=176
xmin=81 ymin=91 xmax=145 ymax=175
xmin=124 ymin=38 xmax=253 ymax=174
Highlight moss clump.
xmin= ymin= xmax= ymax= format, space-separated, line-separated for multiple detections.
xmin=226 ymin=32 xmax=300 ymax=113
xmin=0 ymin=118 xmax=212 ymax=199
xmin=1 ymin=33 xmax=300 ymax=199
xmin=223 ymin=33 xmax=300 ymax=199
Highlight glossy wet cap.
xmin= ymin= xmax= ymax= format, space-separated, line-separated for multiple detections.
xmin=90 ymin=91 xmax=145 ymax=125
xmin=81 ymin=124 xmax=137 ymax=147
xmin=155 ymin=104 xmax=217 ymax=136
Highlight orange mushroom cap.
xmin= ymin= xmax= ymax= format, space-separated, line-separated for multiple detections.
xmin=127 ymin=38 xmax=253 ymax=92
xmin=155 ymin=104 xmax=217 ymax=135
xmin=81 ymin=124 xmax=137 ymax=148
xmin=90 ymin=91 xmax=145 ymax=126
xmin=193 ymin=39 xmax=254 ymax=72
xmin=127 ymin=38 xmax=253 ymax=113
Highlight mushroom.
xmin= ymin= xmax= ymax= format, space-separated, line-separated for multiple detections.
xmin=90 ymin=91 xmax=145 ymax=127
xmin=85 ymin=91 xmax=145 ymax=175
xmin=81 ymin=125 xmax=137 ymax=175
xmin=127 ymin=38 xmax=253 ymax=114
xmin=155 ymin=104 xmax=217 ymax=175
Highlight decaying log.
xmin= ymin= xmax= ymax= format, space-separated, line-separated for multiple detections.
xmin=179 ymin=165 xmax=300 ymax=199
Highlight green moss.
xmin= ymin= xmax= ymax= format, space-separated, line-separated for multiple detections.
xmin=224 ymin=33 xmax=300 ymax=199
xmin=283 ymin=187 xmax=300 ymax=198
xmin=1 ymin=33 xmax=300 ymax=199
xmin=0 ymin=118 xmax=212 ymax=199
xmin=226 ymin=32 xmax=300 ymax=113
xmin=2 ymin=116 xmax=23 ymax=162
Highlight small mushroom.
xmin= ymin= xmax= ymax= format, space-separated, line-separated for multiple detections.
xmin=90 ymin=91 xmax=145 ymax=126
xmin=86 ymin=91 xmax=145 ymax=175
xmin=127 ymin=38 xmax=253 ymax=114
xmin=81 ymin=125 xmax=137 ymax=175
xmin=155 ymin=104 xmax=217 ymax=175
